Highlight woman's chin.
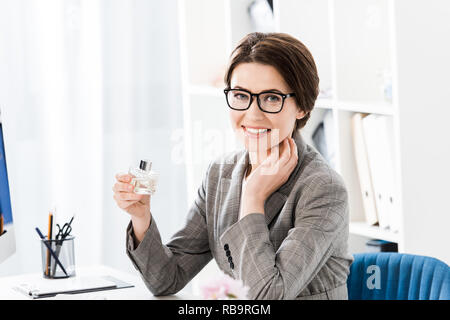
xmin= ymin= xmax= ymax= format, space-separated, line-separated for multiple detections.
xmin=236 ymin=133 xmax=281 ymax=154
xmin=243 ymin=143 xmax=278 ymax=155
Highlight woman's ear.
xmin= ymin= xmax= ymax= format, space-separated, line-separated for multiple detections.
xmin=296 ymin=110 xmax=306 ymax=120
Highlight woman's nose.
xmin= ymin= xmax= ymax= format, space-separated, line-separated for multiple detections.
xmin=246 ymin=97 xmax=264 ymax=116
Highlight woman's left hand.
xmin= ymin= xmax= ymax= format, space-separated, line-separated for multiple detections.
xmin=240 ymin=136 xmax=298 ymax=218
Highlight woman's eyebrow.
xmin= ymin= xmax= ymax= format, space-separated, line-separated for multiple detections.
xmin=233 ymin=86 xmax=284 ymax=93
xmin=232 ymin=85 xmax=250 ymax=91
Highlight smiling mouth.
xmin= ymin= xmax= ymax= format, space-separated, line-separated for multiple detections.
xmin=242 ymin=126 xmax=272 ymax=137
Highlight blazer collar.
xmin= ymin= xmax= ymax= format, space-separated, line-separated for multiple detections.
xmin=218 ymin=130 xmax=307 ymax=237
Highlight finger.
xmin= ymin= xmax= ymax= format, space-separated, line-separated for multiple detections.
xmin=113 ymin=182 xmax=134 ymax=193
xmin=290 ymin=137 xmax=298 ymax=160
xmin=264 ymin=139 xmax=289 ymax=176
xmin=115 ymin=199 xmax=136 ymax=210
xmin=287 ymin=138 xmax=298 ymax=166
xmin=286 ymin=139 xmax=298 ymax=173
xmin=114 ymin=191 xmax=143 ymax=201
xmin=265 ymin=143 xmax=279 ymax=167
xmin=280 ymin=138 xmax=291 ymax=163
xmin=294 ymin=139 xmax=298 ymax=159
xmin=113 ymin=192 xmax=142 ymax=209
xmin=116 ymin=173 xmax=133 ymax=183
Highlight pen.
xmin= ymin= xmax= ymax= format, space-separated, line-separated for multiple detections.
xmin=51 ymin=244 xmax=63 ymax=276
xmin=35 ymin=227 xmax=68 ymax=277
xmin=67 ymin=215 xmax=74 ymax=228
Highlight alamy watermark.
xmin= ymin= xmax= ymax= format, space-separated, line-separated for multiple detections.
xmin=366 ymin=265 xmax=381 ymax=290
xmin=170 ymin=122 xmax=284 ymax=176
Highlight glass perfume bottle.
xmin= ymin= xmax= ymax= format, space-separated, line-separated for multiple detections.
xmin=128 ymin=159 xmax=159 ymax=195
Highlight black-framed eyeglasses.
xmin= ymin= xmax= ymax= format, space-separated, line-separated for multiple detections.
xmin=224 ymin=88 xmax=295 ymax=114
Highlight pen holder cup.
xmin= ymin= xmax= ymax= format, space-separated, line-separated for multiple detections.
xmin=40 ymin=236 xmax=76 ymax=279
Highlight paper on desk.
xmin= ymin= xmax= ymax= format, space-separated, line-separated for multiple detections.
xmin=13 ymin=276 xmax=117 ymax=299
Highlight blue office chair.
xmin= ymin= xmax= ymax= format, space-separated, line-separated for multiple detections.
xmin=347 ymin=252 xmax=450 ymax=300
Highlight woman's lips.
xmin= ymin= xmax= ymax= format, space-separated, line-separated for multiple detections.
xmin=242 ymin=126 xmax=271 ymax=139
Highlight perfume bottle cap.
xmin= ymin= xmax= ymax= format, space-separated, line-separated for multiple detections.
xmin=139 ymin=159 xmax=152 ymax=172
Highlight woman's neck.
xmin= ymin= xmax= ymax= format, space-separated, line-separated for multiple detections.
xmin=246 ymin=131 xmax=295 ymax=178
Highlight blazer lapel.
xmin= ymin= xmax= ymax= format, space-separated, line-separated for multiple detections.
xmin=218 ymin=130 xmax=307 ymax=236
xmin=217 ymin=150 xmax=248 ymax=240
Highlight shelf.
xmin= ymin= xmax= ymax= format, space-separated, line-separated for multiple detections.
xmin=349 ymin=221 xmax=400 ymax=243
xmin=315 ymin=99 xmax=394 ymax=115
xmin=185 ymin=92 xmax=395 ymax=116
xmin=179 ymin=0 xmax=450 ymax=266
xmin=335 ymin=100 xmax=394 ymax=115
xmin=187 ymin=89 xmax=395 ymax=117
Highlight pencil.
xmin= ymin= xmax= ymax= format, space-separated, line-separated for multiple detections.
xmin=45 ymin=212 xmax=53 ymax=276
xmin=0 ymin=213 xmax=3 ymax=235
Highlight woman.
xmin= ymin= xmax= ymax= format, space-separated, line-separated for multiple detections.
xmin=113 ymin=32 xmax=353 ymax=300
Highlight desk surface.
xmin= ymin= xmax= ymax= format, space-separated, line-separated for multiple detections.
xmin=0 ymin=265 xmax=197 ymax=300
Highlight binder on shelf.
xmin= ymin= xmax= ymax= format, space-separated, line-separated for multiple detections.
xmin=311 ymin=110 xmax=337 ymax=170
xmin=312 ymin=122 xmax=327 ymax=159
xmin=362 ymin=114 xmax=398 ymax=232
xmin=351 ymin=113 xmax=379 ymax=226
xmin=372 ymin=115 xmax=400 ymax=233
xmin=362 ymin=114 xmax=389 ymax=230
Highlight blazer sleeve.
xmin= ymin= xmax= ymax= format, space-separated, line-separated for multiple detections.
xmin=219 ymin=176 xmax=348 ymax=299
xmin=126 ymin=164 xmax=213 ymax=296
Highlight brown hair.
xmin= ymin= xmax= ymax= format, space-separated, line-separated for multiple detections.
xmin=224 ymin=32 xmax=319 ymax=131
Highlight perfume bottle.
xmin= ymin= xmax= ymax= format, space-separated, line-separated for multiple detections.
xmin=128 ymin=159 xmax=159 ymax=195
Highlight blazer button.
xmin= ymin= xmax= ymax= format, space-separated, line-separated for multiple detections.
xmin=230 ymin=262 xmax=234 ymax=269
xmin=224 ymin=244 xmax=229 ymax=251
xmin=228 ymin=256 xmax=233 ymax=263
xmin=225 ymin=250 xmax=231 ymax=257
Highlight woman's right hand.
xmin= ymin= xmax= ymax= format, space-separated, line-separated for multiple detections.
xmin=113 ymin=173 xmax=151 ymax=243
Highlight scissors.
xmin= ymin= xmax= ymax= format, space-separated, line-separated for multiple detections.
xmin=51 ymin=216 xmax=74 ymax=277
xmin=55 ymin=216 xmax=74 ymax=244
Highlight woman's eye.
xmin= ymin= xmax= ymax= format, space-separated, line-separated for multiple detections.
xmin=234 ymin=93 xmax=248 ymax=100
xmin=266 ymin=95 xmax=281 ymax=102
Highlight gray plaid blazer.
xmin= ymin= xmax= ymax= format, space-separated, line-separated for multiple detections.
xmin=126 ymin=129 xmax=354 ymax=300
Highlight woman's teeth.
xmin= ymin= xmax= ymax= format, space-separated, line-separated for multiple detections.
xmin=246 ymin=128 xmax=270 ymax=134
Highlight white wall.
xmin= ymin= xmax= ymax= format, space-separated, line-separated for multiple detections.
xmin=0 ymin=0 xmax=104 ymax=276
xmin=100 ymin=0 xmax=187 ymax=275
xmin=0 ymin=0 xmax=187 ymax=278
xmin=393 ymin=0 xmax=450 ymax=264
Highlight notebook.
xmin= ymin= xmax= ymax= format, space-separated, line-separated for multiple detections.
xmin=13 ymin=275 xmax=132 ymax=299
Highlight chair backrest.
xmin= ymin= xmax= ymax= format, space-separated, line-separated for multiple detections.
xmin=347 ymin=252 xmax=450 ymax=300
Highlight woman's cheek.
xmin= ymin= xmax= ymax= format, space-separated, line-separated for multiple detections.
xmin=229 ymin=113 xmax=241 ymax=131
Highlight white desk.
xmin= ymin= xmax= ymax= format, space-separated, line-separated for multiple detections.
xmin=0 ymin=265 xmax=198 ymax=300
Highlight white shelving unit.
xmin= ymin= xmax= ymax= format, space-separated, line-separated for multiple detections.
xmin=178 ymin=0 xmax=450 ymax=286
